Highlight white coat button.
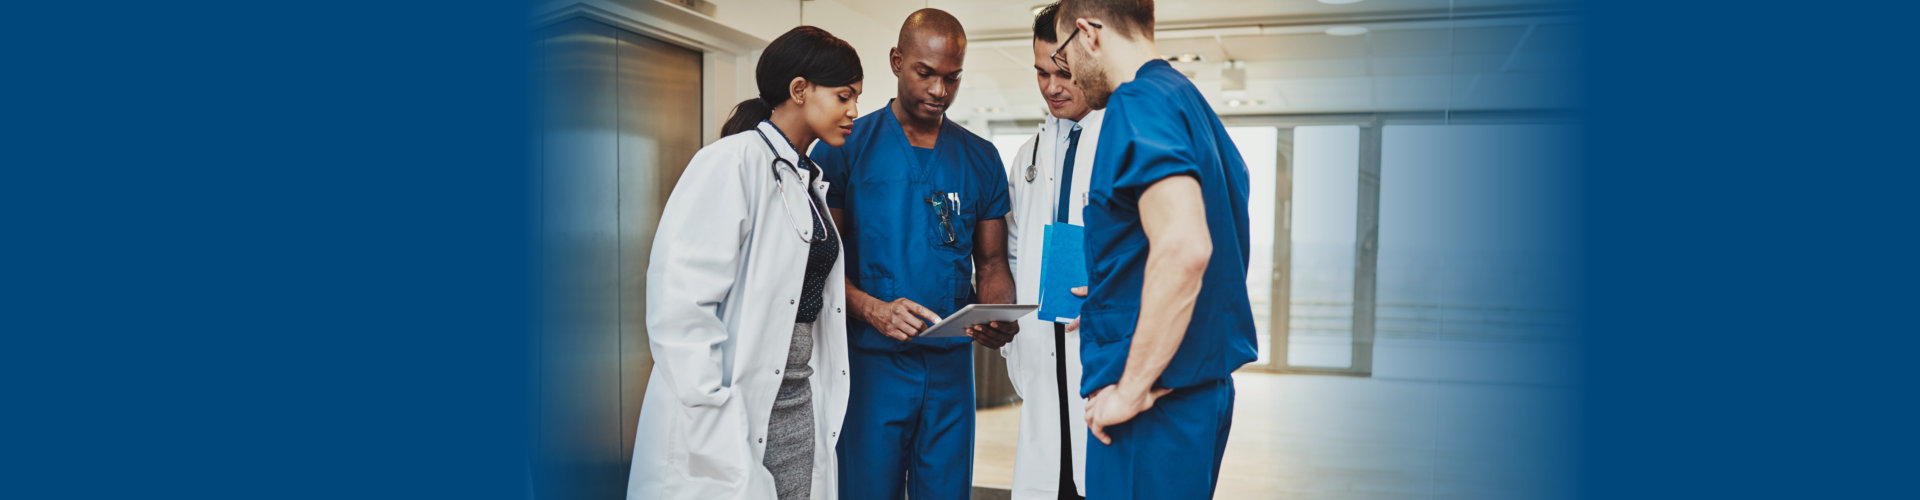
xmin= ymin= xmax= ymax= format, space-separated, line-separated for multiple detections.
xmin=757 ymin=438 xmax=763 ymax=443
xmin=774 ymin=369 xmax=781 ymax=375
xmin=841 ymin=370 xmax=847 ymax=375
xmin=790 ymin=299 xmax=796 ymax=304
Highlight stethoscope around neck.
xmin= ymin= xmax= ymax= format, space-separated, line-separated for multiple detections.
xmin=751 ymin=125 xmax=829 ymax=244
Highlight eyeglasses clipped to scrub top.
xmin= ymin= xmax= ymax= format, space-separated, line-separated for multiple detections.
xmin=926 ymin=190 xmax=960 ymax=247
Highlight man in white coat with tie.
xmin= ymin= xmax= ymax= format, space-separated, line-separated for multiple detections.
xmin=1000 ymin=4 xmax=1101 ymax=499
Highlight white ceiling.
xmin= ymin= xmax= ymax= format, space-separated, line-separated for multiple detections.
xmin=843 ymin=0 xmax=1576 ymax=34
xmin=825 ymin=0 xmax=1582 ymax=122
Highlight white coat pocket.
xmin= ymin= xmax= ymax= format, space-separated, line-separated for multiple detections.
xmin=672 ymin=402 xmax=748 ymax=484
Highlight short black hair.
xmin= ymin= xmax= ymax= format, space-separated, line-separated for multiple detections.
xmin=1057 ymin=0 xmax=1154 ymax=41
xmin=1034 ymin=3 xmax=1060 ymax=43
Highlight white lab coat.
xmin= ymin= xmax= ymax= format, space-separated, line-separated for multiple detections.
xmin=1000 ymin=111 xmax=1102 ymax=499
xmin=627 ymin=121 xmax=851 ymax=500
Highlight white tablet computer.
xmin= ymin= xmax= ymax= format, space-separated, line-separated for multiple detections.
xmin=916 ymin=304 xmax=1039 ymax=339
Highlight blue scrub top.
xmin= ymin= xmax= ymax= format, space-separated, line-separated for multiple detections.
xmin=813 ymin=101 xmax=1011 ymax=351
xmin=1081 ymin=60 xmax=1258 ymax=394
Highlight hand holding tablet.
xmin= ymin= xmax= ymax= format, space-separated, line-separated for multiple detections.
xmin=915 ymin=304 xmax=1039 ymax=339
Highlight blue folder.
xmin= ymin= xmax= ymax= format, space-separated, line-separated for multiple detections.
xmin=1037 ymin=223 xmax=1087 ymax=323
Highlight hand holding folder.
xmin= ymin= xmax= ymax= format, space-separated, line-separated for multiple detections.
xmin=1062 ymin=286 xmax=1088 ymax=332
xmin=1037 ymin=223 xmax=1088 ymax=323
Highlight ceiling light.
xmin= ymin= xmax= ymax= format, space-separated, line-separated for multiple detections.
xmin=974 ymin=107 xmax=1003 ymax=114
xmin=1225 ymin=99 xmax=1265 ymax=107
xmin=1324 ymin=26 xmax=1369 ymax=36
xmin=1162 ymin=53 xmax=1204 ymax=63
xmin=1221 ymin=65 xmax=1247 ymax=92
xmin=1318 ymin=0 xmax=1365 ymax=5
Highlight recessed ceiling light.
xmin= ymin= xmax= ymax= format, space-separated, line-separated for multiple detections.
xmin=1318 ymin=0 xmax=1365 ymax=5
xmin=1324 ymin=26 xmax=1369 ymax=36
xmin=974 ymin=107 xmax=1004 ymax=114
xmin=1161 ymin=53 xmax=1204 ymax=63
xmin=1225 ymin=99 xmax=1264 ymax=107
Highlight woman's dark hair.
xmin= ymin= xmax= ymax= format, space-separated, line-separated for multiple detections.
xmin=720 ymin=26 xmax=864 ymax=137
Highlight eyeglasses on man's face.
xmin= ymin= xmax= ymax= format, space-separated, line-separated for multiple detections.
xmin=1050 ymin=20 xmax=1103 ymax=75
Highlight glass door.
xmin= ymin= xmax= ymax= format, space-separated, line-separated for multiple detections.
xmin=1239 ymin=124 xmax=1377 ymax=376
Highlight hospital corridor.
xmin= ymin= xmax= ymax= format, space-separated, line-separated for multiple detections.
xmin=533 ymin=1 xmax=1580 ymax=498
xmin=20 ymin=0 xmax=1909 ymax=497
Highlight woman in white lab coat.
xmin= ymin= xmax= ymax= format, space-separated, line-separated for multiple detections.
xmin=626 ymin=26 xmax=862 ymax=500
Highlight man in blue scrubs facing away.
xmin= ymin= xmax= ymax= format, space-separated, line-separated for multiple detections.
xmin=812 ymin=8 xmax=1020 ymax=500
xmin=1051 ymin=1 xmax=1258 ymax=498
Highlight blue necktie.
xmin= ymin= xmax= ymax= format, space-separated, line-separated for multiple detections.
xmin=1055 ymin=126 xmax=1082 ymax=224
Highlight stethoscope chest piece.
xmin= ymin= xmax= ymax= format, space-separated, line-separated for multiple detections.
xmin=1023 ymin=130 xmax=1045 ymax=183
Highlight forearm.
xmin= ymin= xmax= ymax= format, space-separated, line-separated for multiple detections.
xmin=971 ymin=218 xmax=1017 ymax=305
xmin=1117 ymin=175 xmax=1212 ymax=394
xmin=843 ymin=276 xmax=883 ymax=322
xmin=976 ymin=258 xmax=1016 ymax=305
xmin=1117 ymin=241 xmax=1208 ymax=393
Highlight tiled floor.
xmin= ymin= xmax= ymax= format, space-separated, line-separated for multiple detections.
xmin=972 ymin=357 xmax=1577 ymax=499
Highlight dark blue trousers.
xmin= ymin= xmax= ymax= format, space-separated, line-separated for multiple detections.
xmin=1084 ymin=378 xmax=1235 ymax=499
xmin=836 ymin=344 xmax=975 ymax=500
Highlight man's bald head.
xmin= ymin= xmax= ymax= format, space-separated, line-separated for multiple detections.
xmin=897 ymin=8 xmax=966 ymax=52
xmin=889 ymin=8 xmax=969 ymax=125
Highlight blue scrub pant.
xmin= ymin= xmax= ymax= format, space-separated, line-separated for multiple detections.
xmin=1084 ymin=378 xmax=1235 ymax=500
xmin=837 ymin=344 xmax=975 ymax=500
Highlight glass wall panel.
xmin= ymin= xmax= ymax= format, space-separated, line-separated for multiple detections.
xmin=1287 ymin=126 xmax=1360 ymax=368
xmin=1375 ymin=123 xmax=1578 ymax=383
xmin=1226 ymin=127 xmax=1280 ymax=365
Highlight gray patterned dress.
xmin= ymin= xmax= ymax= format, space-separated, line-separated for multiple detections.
xmin=763 ymin=166 xmax=838 ymax=500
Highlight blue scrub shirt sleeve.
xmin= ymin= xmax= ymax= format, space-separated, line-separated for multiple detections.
xmin=1109 ymin=94 xmax=1203 ymax=200
xmin=810 ymin=140 xmax=851 ymax=209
